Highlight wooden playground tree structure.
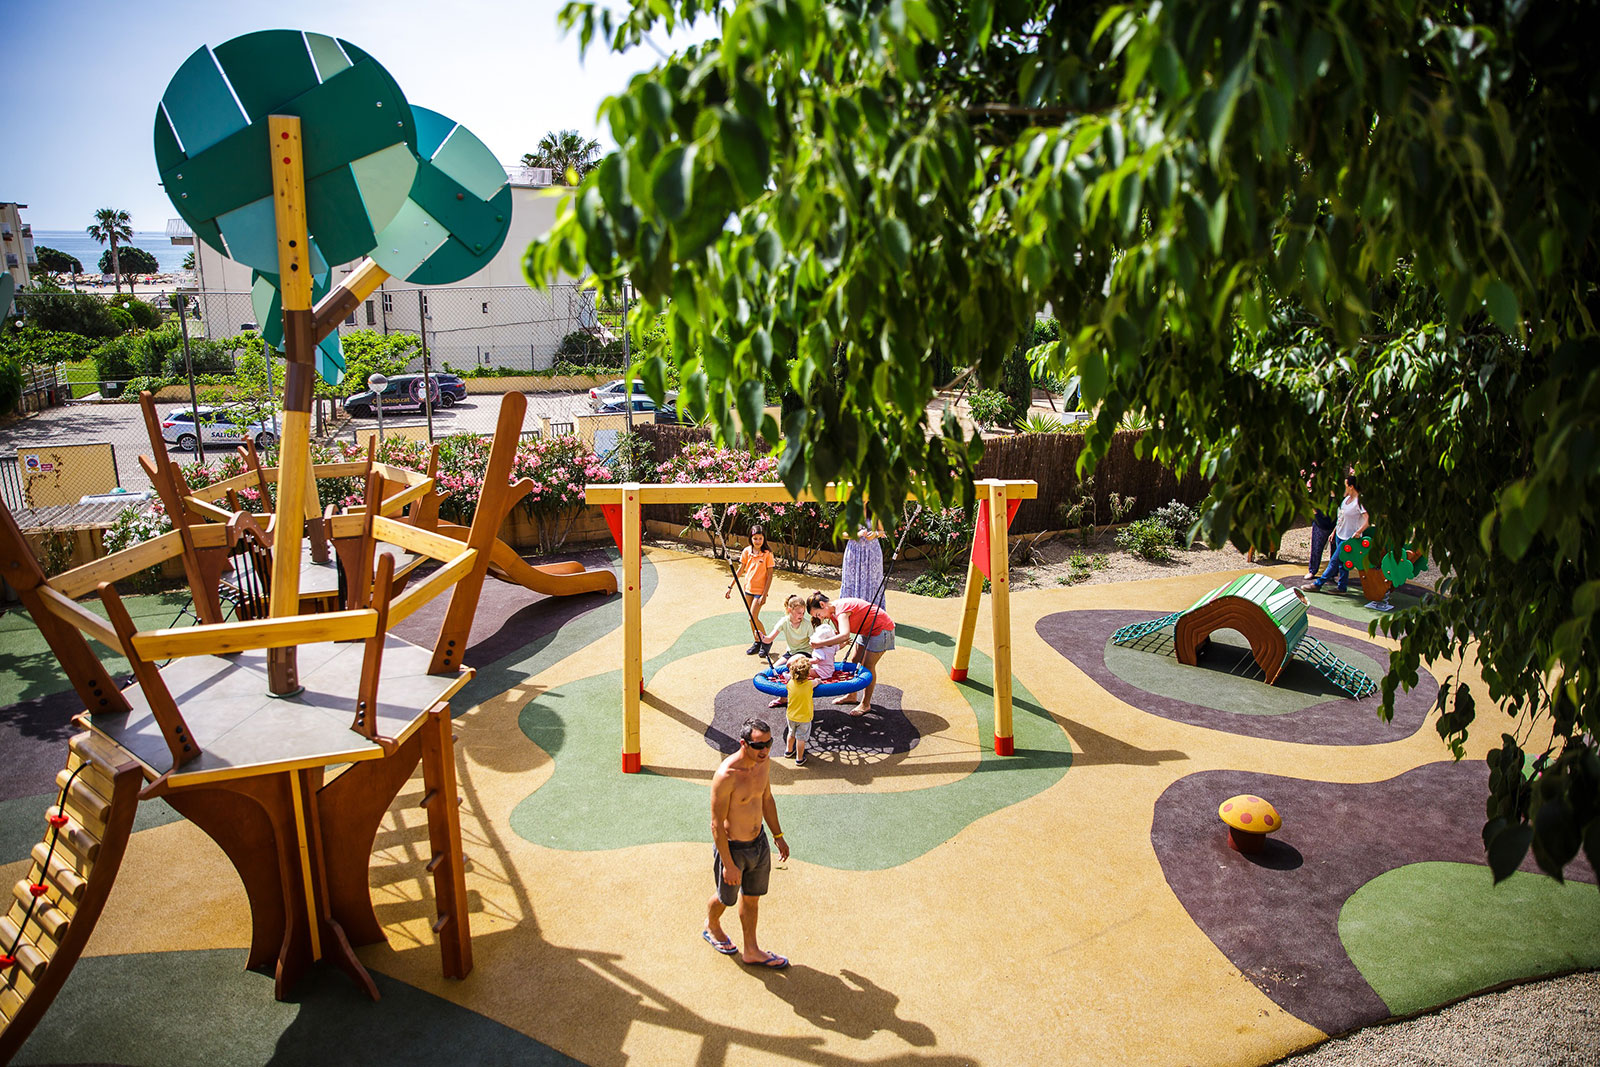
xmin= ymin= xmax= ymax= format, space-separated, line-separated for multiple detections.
xmin=586 ymin=478 xmax=1037 ymax=772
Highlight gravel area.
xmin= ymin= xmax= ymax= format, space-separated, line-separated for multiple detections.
xmin=1272 ymin=971 xmax=1600 ymax=1066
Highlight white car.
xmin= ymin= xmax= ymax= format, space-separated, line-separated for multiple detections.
xmin=159 ymin=407 xmax=279 ymax=452
xmin=589 ymin=379 xmax=676 ymax=411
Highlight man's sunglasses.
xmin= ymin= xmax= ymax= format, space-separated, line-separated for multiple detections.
xmin=746 ymin=739 xmax=772 ymax=750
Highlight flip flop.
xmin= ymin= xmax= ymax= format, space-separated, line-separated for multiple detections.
xmin=703 ymin=929 xmax=738 ymax=955
xmin=742 ymin=951 xmax=789 ymax=969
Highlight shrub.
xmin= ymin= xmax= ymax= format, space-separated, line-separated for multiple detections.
xmin=556 ymin=330 xmax=626 ymax=365
xmin=0 ymin=352 xmax=22 ymax=413
xmin=107 ymin=296 xmax=162 ymax=329
xmin=1152 ymin=499 xmax=1199 ymax=546
xmin=105 ymin=307 xmax=136 ymax=334
xmin=101 ymin=502 xmax=175 ymax=591
xmin=999 ymin=345 xmax=1032 ymax=424
xmin=1018 ymin=412 xmax=1068 ymax=434
xmin=908 ymin=505 xmax=976 ymax=578
xmin=93 ymin=334 xmax=159 ymax=384
xmin=14 ymin=292 xmax=121 ymax=338
xmin=513 ymin=434 xmax=614 ymax=553
xmin=1117 ymin=518 xmax=1175 ymax=562
xmin=906 ymin=572 xmax=961 ymax=598
xmin=968 ymin=389 xmax=1012 ymax=428
xmin=659 ymin=441 xmax=837 ymax=573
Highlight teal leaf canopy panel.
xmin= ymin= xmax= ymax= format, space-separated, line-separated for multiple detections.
xmin=155 ymin=30 xmax=420 ymax=274
xmin=374 ymin=106 xmax=513 ymax=285
xmin=251 ymin=260 xmax=345 ymax=386
xmin=156 ymin=32 xmax=515 ymax=387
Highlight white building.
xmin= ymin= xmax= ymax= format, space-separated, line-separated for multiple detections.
xmin=181 ymin=166 xmax=599 ymax=373
xmin=1 ymin=202 xmax=36 ymax=290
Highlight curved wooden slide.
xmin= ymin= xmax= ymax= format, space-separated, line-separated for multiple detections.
xmin=436 ymin=524 xmax=618 ymax=597
xmin=0 ymin=733 xmax=143 ymax=1063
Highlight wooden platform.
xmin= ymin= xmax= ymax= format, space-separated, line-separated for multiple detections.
xmin=83 ymin=636 xmax=469 ymax=787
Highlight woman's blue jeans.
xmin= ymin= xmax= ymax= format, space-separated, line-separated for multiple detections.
xmin=1318 ymin=535 xmax=1348 ymax=590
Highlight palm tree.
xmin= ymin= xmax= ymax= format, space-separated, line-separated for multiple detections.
xmin=87 ymin=208 xmax=133 ymax=294
xmin=524 ymin=130 xmax=603 ymax=184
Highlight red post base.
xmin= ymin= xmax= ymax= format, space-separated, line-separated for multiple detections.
xmin=993 ymin=736 xmax=1014 ymax=756
xmin=950 ymin=668 xmax=968 ymax=682
xmin=622 ymin=751 xmax=641 ymax=773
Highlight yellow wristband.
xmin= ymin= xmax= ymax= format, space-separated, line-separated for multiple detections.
xmin=773 ymin=832 xmax=784 ymax=838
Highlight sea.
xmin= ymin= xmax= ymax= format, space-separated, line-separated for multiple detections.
xmin=29 ymin=230 xmax=190 ymax=274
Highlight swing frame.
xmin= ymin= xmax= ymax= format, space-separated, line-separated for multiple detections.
xmin=585 ymin=479 xmax=1037 ymax=772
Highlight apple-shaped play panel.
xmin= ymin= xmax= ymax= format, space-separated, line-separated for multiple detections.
xmin=1218 ymin=794 xmax=1281 ymax=854
xmin=251 ymin=262 xmax=345 ymax=384
xmin=154 ymin=29 xmax=419 ymax=273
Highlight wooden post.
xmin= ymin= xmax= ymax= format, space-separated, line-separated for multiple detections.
xmin=621 ymin=482 xmax=642 ymax=772
xmin=266 ymin=114 xmax=316 ymax=695
xmin=988 ymin=481 xmax=1014 ymax=755
xmin=419 ymin=705 xmax=472 ymax=978
xmin=950 ymin=558 xmax=985 ymax=683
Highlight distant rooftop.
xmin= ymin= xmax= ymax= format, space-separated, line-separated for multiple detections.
xmin=505 ymin=165 xmax=555 ymax=188
xmin=167 ymin=218 xmax=194 ymax=244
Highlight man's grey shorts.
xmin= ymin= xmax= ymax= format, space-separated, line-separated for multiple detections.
xmin=861 ymin=630 xmax=895 ymax=654
xmin=713 ymin=834 xmax=771 ymax=906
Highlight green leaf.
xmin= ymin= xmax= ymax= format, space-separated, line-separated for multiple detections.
xmin=650 ymin=144 xmax=695 ymax=221
xmin=1486 ymin=821 xmax=1533 ymax=883
xmin=1078 ymin=348 xmax=1107 ymax=403
xmin=718 ymin=110 xmax=769 ymax=200
xmin=882 ymin=217 xmax=911 ymax=270
xmin=736 ymin=377 xmax=765 ymax=434
xmin=1484 ymin=280 xmax=1520 ymax=334
xmin=755 ymin=229 xmax=781 ymax=272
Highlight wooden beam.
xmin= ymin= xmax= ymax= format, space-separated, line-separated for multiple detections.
xmin=36 ymin=585 xmax=122 ymax=651
xmin=371 ymin=462 xmax=434 ymax=487
xmin=49 ymin=531 xmax=184 ymax=599
xmin=379 ymin=478 xmax=434 ymax=517
xmin=184 ymin=497 xmax=234 ymax=523
xmin=130 ymin=609 xmax=379 ymax=661
xmin=371 ymin=517 xmax=467 ymax=562
xmin=312 ymin=257 xmax=390 ymax=341
xmin=386 ymin=548 xmax=477 ymax=627
xmin=581 ymin=480 xmax=1039 ymax=505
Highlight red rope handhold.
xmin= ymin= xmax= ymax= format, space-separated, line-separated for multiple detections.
xmin=47 ymin=813 xmax=68 ymax=828
xmin=28 ymin=883 xmax=47 ymax=898
xmin=0 ymin=954 xmax=15 ymax=968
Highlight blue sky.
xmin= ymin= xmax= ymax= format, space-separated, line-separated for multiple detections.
xmin=4 ymin=0 xmax=705 ymax=230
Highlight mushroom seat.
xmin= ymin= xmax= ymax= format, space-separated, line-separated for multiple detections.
xmin=1218 ymin=795 xmax=1281 ymax=854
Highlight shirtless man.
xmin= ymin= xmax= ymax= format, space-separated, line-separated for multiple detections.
xmin=704 ymin=717 xmax=791 ymax=968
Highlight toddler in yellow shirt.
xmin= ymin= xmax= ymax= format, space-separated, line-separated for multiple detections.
xmin=783 ymin=655 xmax=818 ymax=766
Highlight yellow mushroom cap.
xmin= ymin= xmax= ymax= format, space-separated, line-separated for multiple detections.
xmin=1218 ymin=795 xmax=1281 ymax=834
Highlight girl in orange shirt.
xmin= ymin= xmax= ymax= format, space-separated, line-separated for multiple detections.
xmin=725 ymin=525 xmax=776 ymax=655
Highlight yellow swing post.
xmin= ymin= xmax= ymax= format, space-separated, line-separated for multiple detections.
xmin=949 ymin=478 xmax=1020 ymax=755
xmin=621 ymin=482 xmax=643 ymax=772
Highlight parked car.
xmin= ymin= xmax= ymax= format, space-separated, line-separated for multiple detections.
xmin=160 ymin=407 xmax=279 ymax=452
xmin=589 ymin=379 xmax=676 ymax=411
xmin=595 ymin=395 xmax=689 ymax=425
xmin=343 ymin=373 xmax=466 ymax=417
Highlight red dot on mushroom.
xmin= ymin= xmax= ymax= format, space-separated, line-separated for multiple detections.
xmin=1240 ymin=812 xmax=1253 ymax=824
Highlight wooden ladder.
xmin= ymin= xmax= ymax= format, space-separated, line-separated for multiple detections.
xmin=0 ymin=732 xmax=144 ymax=1064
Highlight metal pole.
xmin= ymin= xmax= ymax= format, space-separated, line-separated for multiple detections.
xmin=622 ymin=277 xmax=633 ymax=432
xmin=176 ymin=295 xmax=205 ymax=463
xmin=419 ymin=290 xmax=433 ymax=443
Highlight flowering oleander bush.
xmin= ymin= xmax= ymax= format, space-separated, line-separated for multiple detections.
xmin=514 ymin=435 xmax=613 ymax=553
xmin=101 ymin=500 xmax=175 ymax=591
xmin=658 ymin=441 xmax=837 ymax=574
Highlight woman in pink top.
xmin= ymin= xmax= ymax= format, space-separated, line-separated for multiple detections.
xmin=805 ymin=591 xmax=895 ymax=716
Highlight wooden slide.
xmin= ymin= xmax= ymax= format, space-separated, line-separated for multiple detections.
xmin=437 ymin=524 xmax=618 ymax=598
xmin=0 ymin=734 xmax=143 ymax=1063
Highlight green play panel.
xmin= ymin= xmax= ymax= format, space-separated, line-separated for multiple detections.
xmin=1339 ymin=861 xmax=1600 ymax=1016
xmin=1104 ymin=629 xmax=1388 ymax=715
xmin=510 ymin=617 xmax=1072 ymax=869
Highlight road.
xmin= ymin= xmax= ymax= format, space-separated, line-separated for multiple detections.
xmin=0 ymin=392 xmax=593 ymax=497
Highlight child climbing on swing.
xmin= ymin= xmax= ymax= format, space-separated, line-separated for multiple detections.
xmin=783 ymin=655 xmax=818 ymax=766
xmin=761 ymin=595 xmax=815 ymax=708
xmin=725 ymin=526 xmax=775 ymax=655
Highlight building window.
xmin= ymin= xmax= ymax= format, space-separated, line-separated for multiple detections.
xmin=381 ymin=292 xmax=393 ymax=313
xmin=4 ymin=253 xmax=17 ymax=268
xmin=365 ymin=300 xmax=376 ymax=326
xmin=345 ymin=311 xmax=356 ymax=326
xmin=421 ymin=293 xmax=429 ymax=316
xmin=482 ymin=301 xmax=489 ymax=314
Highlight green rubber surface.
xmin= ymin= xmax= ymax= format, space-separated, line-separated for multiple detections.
xmin=1339 ymin=861 xmax=1600 ymax=1017
xmin=509 ymin=617 xmax=1071 ymax=869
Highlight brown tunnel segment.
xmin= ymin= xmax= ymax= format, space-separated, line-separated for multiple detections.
xmin=1174 ymin=595 xmax=1288 ymax=684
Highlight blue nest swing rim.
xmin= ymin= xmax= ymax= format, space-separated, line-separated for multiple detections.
xmin=752 ymin=663 xmax=871 ymax=697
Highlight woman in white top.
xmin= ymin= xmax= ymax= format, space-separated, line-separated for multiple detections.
xmin=1313 ymin=475 xmax=1370 ymax=594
